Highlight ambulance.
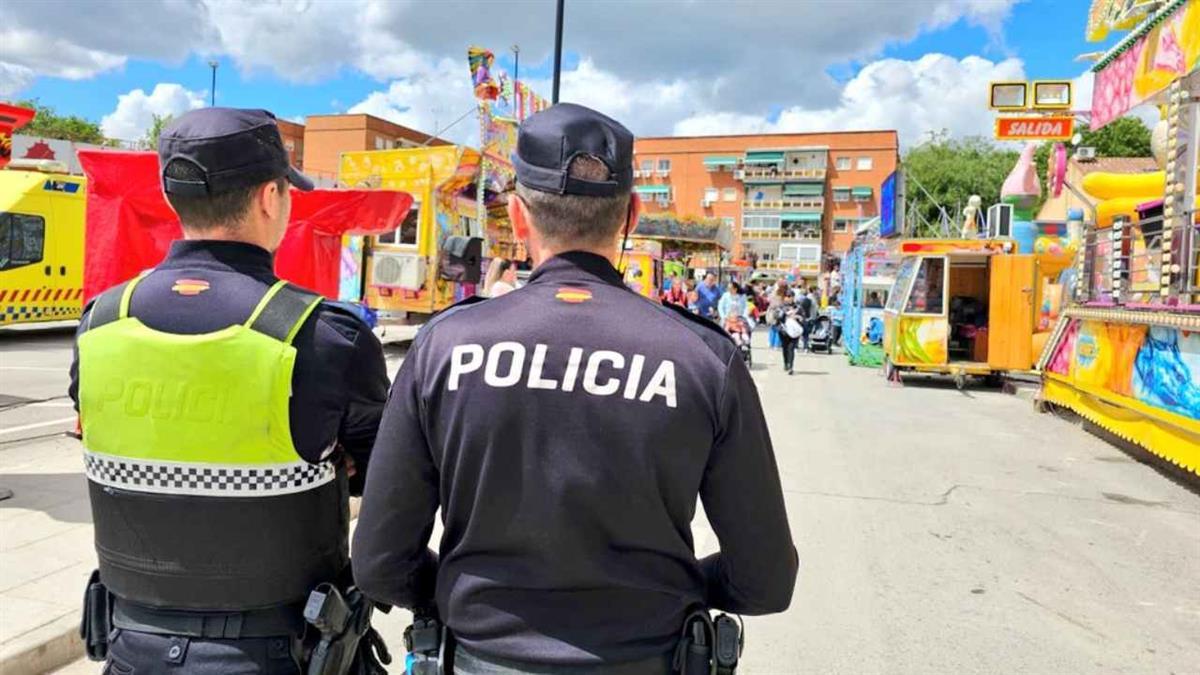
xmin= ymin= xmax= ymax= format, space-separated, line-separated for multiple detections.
xmin=0 ymin=159 xmax=86 ymax=326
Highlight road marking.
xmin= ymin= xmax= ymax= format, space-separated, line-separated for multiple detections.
xmin=0 ymin=416 xmax=76 ymax=436
xmin=29 ymin=400 xmax=74 ymax=408
xmin=0 ymin=366 xmax=66 ymax=371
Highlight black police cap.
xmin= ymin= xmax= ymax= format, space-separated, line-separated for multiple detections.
xmin=512 ymin=103 xmax=633 ymax=198
xmin=158 ymin=107 xmax=314 ymax=196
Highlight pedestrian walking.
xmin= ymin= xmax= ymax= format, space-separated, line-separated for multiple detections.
xmin=779 ymin=296 xmax=803 ymax=374
xmin=353 ymin=103 xmax=796 ymax=674
xmin=695 ymin=272 xmax=721 ymax=320
xmin=71 ymin=108 xmax=390 ymax=673
xmin=718 ymin=281 xmax=748 ymax=323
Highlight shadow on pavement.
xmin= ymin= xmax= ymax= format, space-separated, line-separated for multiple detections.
xmin=0 ymin=473 xmax=92 ymax=523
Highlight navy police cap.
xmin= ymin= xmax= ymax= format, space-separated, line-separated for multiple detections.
xmin=158 ymin=107 xmax=314 ymax=196
xmin=513 ymin=103 xmax=633 ymax=198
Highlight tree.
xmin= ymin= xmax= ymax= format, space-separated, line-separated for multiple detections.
xmin=902 ymin=132 xmax=1019 ymax=237
xmin=143 ymin=113 xmax=173 ymax=149
xmin=12 ymin=99 xmax=106 ymax=144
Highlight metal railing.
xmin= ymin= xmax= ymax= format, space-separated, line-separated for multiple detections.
xmin=738 ymin=167 xmax=826 ymax=181
xmin=742 ymin=198 xmax=824 ymax=211
xmin=741 ymin=229 xmax=822 ymax=241
xmin=1075 ymin=212 xmax=1197 ymax=305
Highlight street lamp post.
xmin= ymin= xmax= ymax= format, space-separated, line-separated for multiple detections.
xmin=512 ymin=44 xmax=521 ymax=121
xmin=552 ymin=0 xmax=564 ymax=104
xmin=208 ymin=61 xmax=218 ymax=107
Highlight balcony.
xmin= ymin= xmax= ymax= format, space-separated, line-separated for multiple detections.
xmin=738 ymin=167 xmax=827 ymax=182
xmin=743 ymin=198 xmax=824 ymax=211
xmin=741 ymin=228 xmax=822 ymax=241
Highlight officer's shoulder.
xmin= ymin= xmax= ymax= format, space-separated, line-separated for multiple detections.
xmin=652 ymin=301 xmax=737 ymax=360
xmin=414 ymin=295 xmax=491 ymax=343
xmin=310 ymin=299 xmax=375 ymax=343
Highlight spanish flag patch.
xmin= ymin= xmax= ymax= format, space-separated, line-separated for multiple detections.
xmin=555 ymin=287 xmax=592 ymax=304
xmin=171 ymin=279 xmax=210 ymax=296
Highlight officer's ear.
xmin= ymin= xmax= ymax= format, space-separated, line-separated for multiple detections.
xmin=624 ymin=192 xmax=642 ymax=238
xmin=508 ymin=191 xmax=532 ymax=241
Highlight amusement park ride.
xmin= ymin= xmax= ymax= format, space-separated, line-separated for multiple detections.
xmin=853 ymin=0 xmax=1198 ymax=476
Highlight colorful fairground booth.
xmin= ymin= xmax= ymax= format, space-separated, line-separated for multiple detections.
xmin=1036 ymin=0 xmax=1200 ymax=475
xmin=842 ymin=217 xmax=898 ymax=367
xmin=334 ymin=45 xmax=540 ymax=323
xmin=627 ymin=213 xmax=736 ymax=294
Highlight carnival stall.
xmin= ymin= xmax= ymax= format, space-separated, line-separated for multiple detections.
xmin=1036 ymin=0 xmax=1200 ymax=475
xmin=629 ymin=213 xmax=735 ymax=288
xmin=76 ymin=150 xmax=412 ymax=303
xmin=842 ymin=218 xmax=898 ymax=367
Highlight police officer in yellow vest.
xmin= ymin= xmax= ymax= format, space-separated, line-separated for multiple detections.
xmin=69 ymin=108 xmax=390 ymax=674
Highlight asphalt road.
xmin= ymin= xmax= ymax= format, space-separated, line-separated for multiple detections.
xmin=3 ymin=323 xmax=1196 ymax=674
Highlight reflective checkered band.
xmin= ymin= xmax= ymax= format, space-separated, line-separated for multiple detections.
xmin=82 ymin=451 xmax=335 ymax=497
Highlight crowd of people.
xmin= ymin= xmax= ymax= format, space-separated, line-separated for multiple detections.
xmin=659 ymin=274 xmax=840 ymax=375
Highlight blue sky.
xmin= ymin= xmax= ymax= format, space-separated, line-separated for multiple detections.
xmin=1 ymin=0 xmax=1131 ymax=147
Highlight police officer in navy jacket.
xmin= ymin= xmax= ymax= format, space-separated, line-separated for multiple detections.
xmin=353 ymin=103 xmax=797 ymax=673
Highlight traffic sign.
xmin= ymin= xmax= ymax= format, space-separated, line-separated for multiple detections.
xmin=994 ymin=116 xmax=1075 ymax=141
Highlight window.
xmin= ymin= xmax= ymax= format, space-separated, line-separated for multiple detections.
xmin=722 ymin=188 xmax=737 ymax=202
xmin=704 ymin=187 xmax=719 ymax=203
xmin=856 ymin=156 xmax=873 ymax=170
xmin=657 ymin=159 xmax=671 ymax=174
xmin=835 ymin=157 xmax=851 ymax=171
xmin=833 ymin=218 xmax=852 ymax=233
xmin=376 ymin=202 xmax=420 ymax=246
xmin=722 ymin=216 xmax=736 ymax=230
xmin=0 ymin=213 xmax=46 ymax=271
xmin=886 ymin=258 xmax=918 ymax=312
xmin=743 ymin=215 xmax=781 ymax=231
xmin=374 ymin=136 xmax=385 ymax=150
xmin=640 ymin=159 xmax=653 ymax=174
xmin=904 ymin=257 xmax=946 ymax=314
xmin=778 ymin=243 xmax=820 ymax=262
xmin=833 ymin=187 xmax=851 ymax=203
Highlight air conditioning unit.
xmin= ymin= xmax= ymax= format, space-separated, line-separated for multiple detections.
xmin=371 ymin=250 xmax=426 ymax=290
xmin=733 ymin=169 xmax=745 ymax=180
xmin=1075 ymin=146 xmax=1096 ymax=161
xmin=986 ymin=203 xmax=1013 ymax=238
xmin=702 ymin=198 xmax=715 ymax=207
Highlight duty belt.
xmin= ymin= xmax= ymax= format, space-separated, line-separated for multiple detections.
xmin=112 ymin=598 xmax=305 ymax=639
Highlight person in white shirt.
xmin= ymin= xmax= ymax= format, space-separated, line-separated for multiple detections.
xmin=484 ymin=258 xmax=517 ymax=297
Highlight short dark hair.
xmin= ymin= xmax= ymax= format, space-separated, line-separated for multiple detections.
xmin=163 ymin=159 xmax=285 ymax=231
xmin=514 ymin=154 xmax=631 ymax=248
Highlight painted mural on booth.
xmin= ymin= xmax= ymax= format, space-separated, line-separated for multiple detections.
xmin=1051 ymin=319 xmax=1200 ymax=421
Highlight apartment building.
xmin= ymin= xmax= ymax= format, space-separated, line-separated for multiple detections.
xmin=302 ymin=114 xmax=450 ymax=184
xmin=633 ymin=130 xmax=899 ymax=279
xmin=275 ymin=119 xmax=306 ymax=170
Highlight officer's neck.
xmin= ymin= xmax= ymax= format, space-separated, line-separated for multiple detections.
xmin=181 ymin=224 xmax=276 ymax=253
xmin=531 ymin=243 xmax=619 ymax=268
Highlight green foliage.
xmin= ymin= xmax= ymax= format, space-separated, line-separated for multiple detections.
xmin=901 ymin=131 xmax=1018 ymax=237
xmin=12 ymin=99 xmax=106 ymax=144
xmin=144 ymin=114 xmax=174 ymax=149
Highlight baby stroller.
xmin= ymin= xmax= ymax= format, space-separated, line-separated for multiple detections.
xmin=808 ymin=314 xmax=833 ymax=354
xmin=724 ymin=315 xmax=753 ymax=366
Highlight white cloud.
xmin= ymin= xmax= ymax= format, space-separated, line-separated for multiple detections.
xmin=674 ymin=54 xmax=1026 ymax=150
xmin=100 ymin=84 xmax=205 ymax=142
xmin=0 ymin=62 xmax=35 ymax=97
xmin=348 ymin=56 xmax=479 ymax=145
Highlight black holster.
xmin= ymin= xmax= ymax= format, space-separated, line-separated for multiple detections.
xmin=673 ymin=611 xmax=742 ymax=675
xmin=302 ymin=583 xmax=391 ymax=675
xmin=403 ymin=615 xmax=455 ymax=675
xmin=80 ymin=569 xmax=112 ymax=662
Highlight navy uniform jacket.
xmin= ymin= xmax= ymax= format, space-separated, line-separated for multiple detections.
xmin=353 ymin=251 xmax=797 ymax=665
xmin=68 ymin=240 xmax=389 ymax=489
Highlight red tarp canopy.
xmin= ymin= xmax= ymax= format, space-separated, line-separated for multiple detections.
xmin=77 ymin=150 xmax=412 ymax=301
